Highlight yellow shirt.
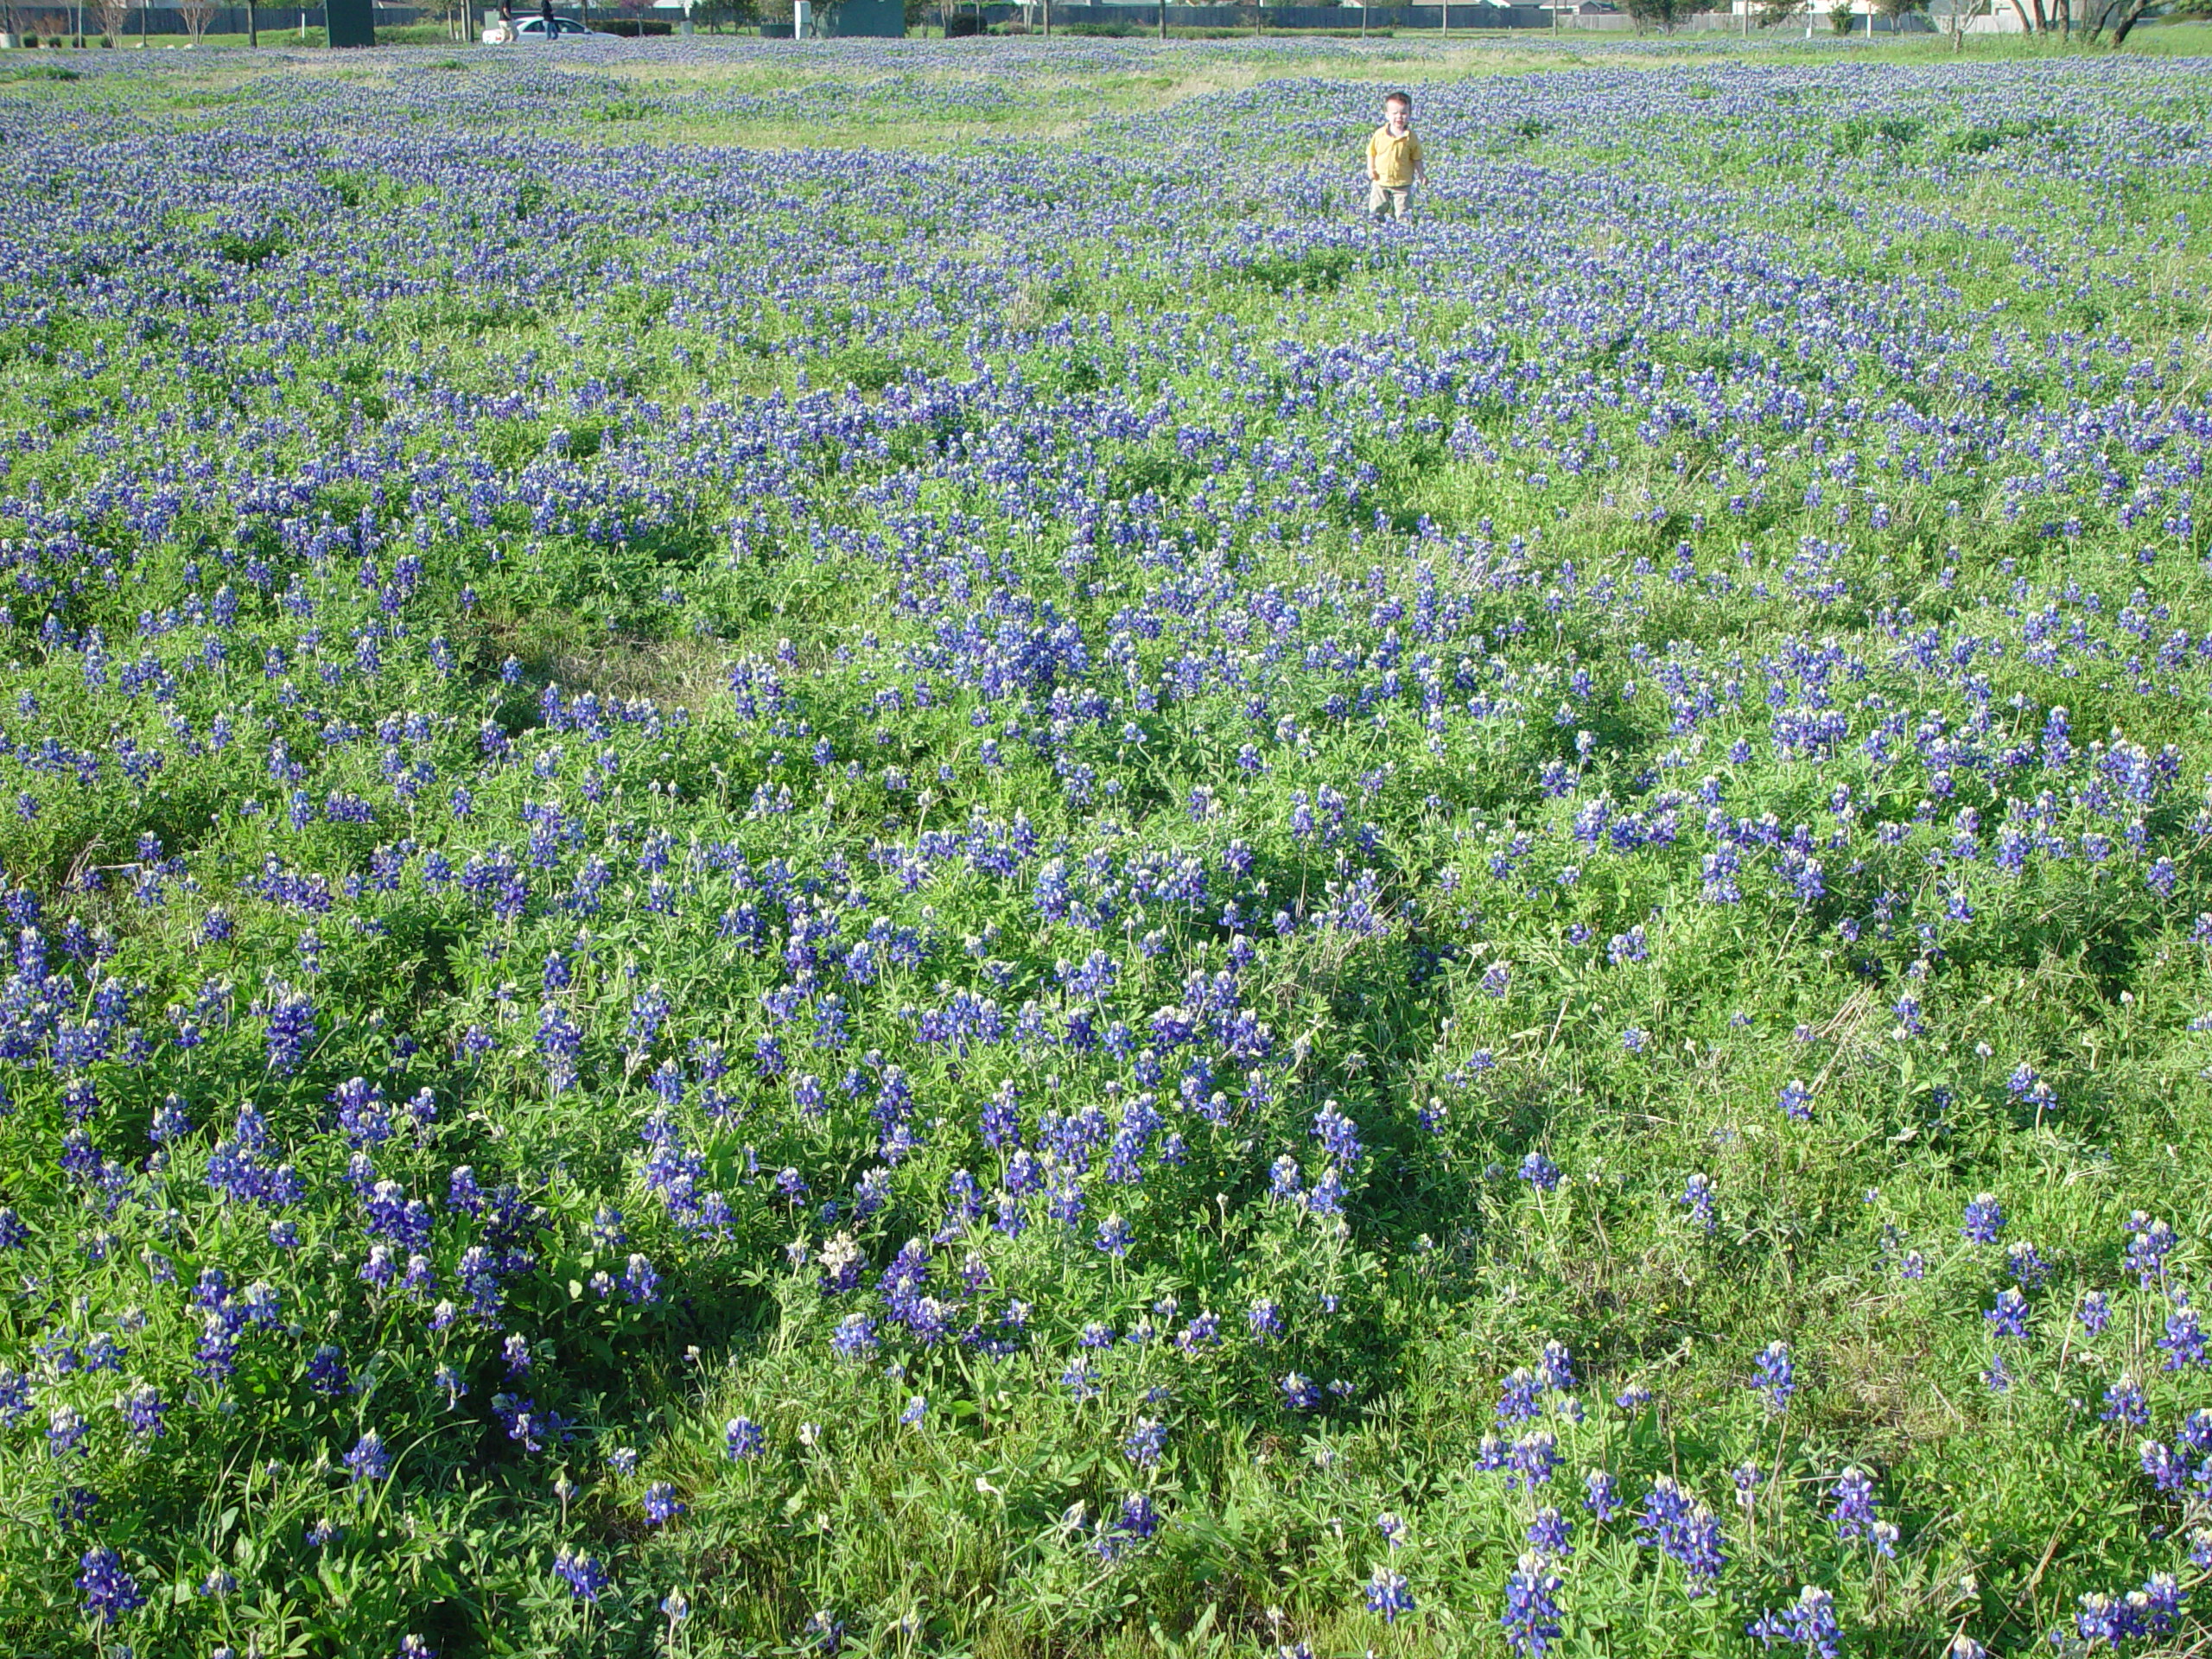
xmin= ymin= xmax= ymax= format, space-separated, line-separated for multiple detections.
xmin=1367 ymin=125 xmax=1423 ymax=188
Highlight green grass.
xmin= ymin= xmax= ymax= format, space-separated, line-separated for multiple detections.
xmin=0 ymin=29 xmax=2209 ymax=1659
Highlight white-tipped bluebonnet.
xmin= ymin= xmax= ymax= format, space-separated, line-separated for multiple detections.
xmin=1365 ymin=1564 xmax=1414 ymax=1623
xmin=343 ymin=1431 xmax=391 ymax=1484
xmin=1526 ymin=1507 xmax=1573 ymax=1559
xmin=1751 ymin=1341 xmax=1796 ymax=1414
xmin=1583 ymin=1469 xmax=1619 ymax=1522
xmin=2101 ymin=1374 xmax=2149 ymax=1427
xmin=1501 ymin=1551 xmax=1563 ymax=1656
xmin=2126 ymin=1213 xmax=2177 ymax=1285
xmin=551 ymin=1546 xmax=609 ymax=1603
xmin=1123 ymin=1417 xmax=1166 ymax=1466
xmin=1748 ymin=1585 xmax=1838 ymax=1659
xmin=76 ymin=1546 xmax=143 ymax=1624
xmin=1827 ymin=1467 xmax=1878 ymax=1542
xmin=1960 ymin=1192 xmax=2005 ymax=1245
xmin=1638 ymin=1477 xmax=1726 ymax=1594
xmin=2080 ymin=1289 xmax=2112 ymax=1335
xmin=119 ymin=1382 xmax=165 ymax=1439
xmin=1681 ymin=1173 xmax=1716 ymax=1232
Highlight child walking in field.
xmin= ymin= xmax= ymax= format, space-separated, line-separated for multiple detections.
xmin=1364 ymin=90 xmax=1426 ymax=222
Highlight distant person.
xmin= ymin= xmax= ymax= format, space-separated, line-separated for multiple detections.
xmin=1364 ymin=90 xmax=1426 ymax=223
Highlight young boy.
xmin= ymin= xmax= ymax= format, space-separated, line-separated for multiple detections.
xmin=1364 ymin=91 xmax=1426 ymax=223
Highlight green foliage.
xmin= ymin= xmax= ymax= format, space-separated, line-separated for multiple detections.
xmin=0 ymin=38 xmax=2209 ymax=1659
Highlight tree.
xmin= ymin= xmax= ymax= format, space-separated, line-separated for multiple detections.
xmin=1623 ymin=0 xmax=1691 ymax=28
xmin=2084 ymin=0 xmax=2173 ymax=45
xmin=1872 ymin=0 xmax=1926 ymax=25
xmin=180 ymin=0 xmax=217 ymax=40
xmin=92 ymin=0 xmax=124 ymax=42
xmin=1940 ymin=0 xmax=1987 ymax=48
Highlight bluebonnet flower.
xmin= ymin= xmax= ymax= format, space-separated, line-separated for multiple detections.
xmin=1638 ymin=1477 xmax=1726 ymax=1593
xmin=1508 ymin=1431 xmax=1560 ymax=1490
xmin=307 ymin=1345 xmax=352 ymax=1398
xmin=262 ymin=984 xmax=319 ymax=1075
xmin=1986 ymin=1288 xmax=2031 ymax=1341
xmin=2100 ymin=1374 xmax=2149 ymax=1427
xmin=1751 ymin=1341 xmax=1796 ymax=1414
xmin=1526 ymin=1507 xmax=1573 ymax=1559
xmin=1312 ymin=1102 xmax=1363 ymax=1163
xmin=1123 ymin=1418 xmax=1166 ymax=1466
xmin=642 ymin=1482 xmax=684 ymax=1525
xmin=622 ymin=1254 xmax=662 ymax=1306
xmin=2126 ymin=1213 xmax=2177 ymax=1285
xmin=725 ymin=1417 xmax=766 ymax=1459
xmin=2005 ymin=1240 xmax=2050 ymax=1288
xmin=2161 ymin=1296 xmax=2208 ymax=1370
xmin=1116 ymin=1491 xmax=1160 ymax=1542
xmin=1497 ymin=1369 xmax=1545 ymax=1425
xmin=1748 ymin=1586 xmax=1839 ymax=1659
xmin=48 ymin=1405 xmax=88 ymax=1459
xmin=1519 ymin=1152 xmax=1561 ymax=1192
xmin=1681 ymin=1173 xmax=1716 ymax=1232
xmin=76 ymin=1547 xmax=143 ymax=1624
xmin=1584 ymin=1469 xmax=1619 ymax=1522
xmin=1536 ymin=1342 xmax=1575 ymax=1391
xmin=1365 ymin=1564 xmax=1414 ymax=1624
xmin=552 ymin=1547 xmax=609 ymax=1603
xmin=119 ymin=1383 xmax=165 ymax=1439
xmin=1961 ymin=1192 xmax=2005 ymax=1245
xmin=344 ymin=1431 xmax=391 ymax=1484
xmin=1776 ymin=1079 xmax=1811 ymax=1122
xmin=2079 ymin=1292 xmax=2114 ymax=1344
xmin=1827 ymin=1467 xmax=1878 ymax=1541
xmin=1501 ymin=1552 xmax=1564 ymax=1656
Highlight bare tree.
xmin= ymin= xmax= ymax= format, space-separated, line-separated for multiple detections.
xmin=181 ymin=0 xmax=218 ymax=39
xmin=93 ymin=0 xmax=125 ymax=44
xmin=1942 ymin=0 xmax=1986 ymax=46
xmin=2078 ymin=0 xmax=2171 ymax=42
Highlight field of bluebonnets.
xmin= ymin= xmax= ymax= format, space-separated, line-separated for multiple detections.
xmin=5 ymin=26 xmax=2212 ymax=1656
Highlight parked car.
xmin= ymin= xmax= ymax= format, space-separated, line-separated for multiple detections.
xmin=483 ymin=14 xmax=592 ymax=40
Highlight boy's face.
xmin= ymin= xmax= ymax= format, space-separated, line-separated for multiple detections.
xmin=1383 ymin=100 xmax=1410 ymax=132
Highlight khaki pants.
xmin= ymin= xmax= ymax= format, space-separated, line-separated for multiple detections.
xmin=1368 ymin=181 xmax=1413 ymax=220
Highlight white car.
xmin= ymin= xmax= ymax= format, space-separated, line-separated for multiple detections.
xmin=483 ymin=14 xmax=592 ymax=39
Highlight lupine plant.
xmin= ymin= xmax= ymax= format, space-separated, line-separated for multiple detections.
xmin=0 ymin=28 xmax=2209 ymax=1659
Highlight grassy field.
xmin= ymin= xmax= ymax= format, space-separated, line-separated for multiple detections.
xmin=0 ymin=27 xmax=2210 ymax=1659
